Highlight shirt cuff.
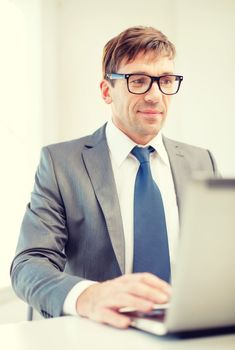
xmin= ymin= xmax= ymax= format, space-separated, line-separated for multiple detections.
xmin=63 ymin=280 xmax=97 ymax=316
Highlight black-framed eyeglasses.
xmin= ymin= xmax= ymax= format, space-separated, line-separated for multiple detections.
xmin=106 ymin=73 xmax=183 ymax=95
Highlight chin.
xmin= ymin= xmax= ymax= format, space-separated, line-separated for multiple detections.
xmin=144 ymin=122 xmax=162 ymax=134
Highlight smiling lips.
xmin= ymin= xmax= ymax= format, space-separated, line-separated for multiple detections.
xmin=138 ymin=109 xmax=163 ymax=116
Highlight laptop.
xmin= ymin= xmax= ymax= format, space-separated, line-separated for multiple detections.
xmin=121 ymin=177 xmax=235 ymax=336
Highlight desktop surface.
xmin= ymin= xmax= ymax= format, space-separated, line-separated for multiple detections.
xmin=0 ymin=316 xmax=235 ymax=350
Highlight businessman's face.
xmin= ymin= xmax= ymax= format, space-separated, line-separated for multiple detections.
xmin=101 ymin=51 xmax=174 ymax=145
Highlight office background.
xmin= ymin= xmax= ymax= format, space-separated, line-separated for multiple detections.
xmin=0 ymin=0 xmax=234 ymax=310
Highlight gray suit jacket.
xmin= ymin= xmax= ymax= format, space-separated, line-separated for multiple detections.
xmin=10 ymin=124 xmax=217 ymax=318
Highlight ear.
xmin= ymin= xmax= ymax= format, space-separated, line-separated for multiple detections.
xmin=100 ymin=79 xmax=113 ymax=104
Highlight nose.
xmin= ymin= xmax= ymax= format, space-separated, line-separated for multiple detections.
xmin=144 ymin=81 xmax=163 ymax=103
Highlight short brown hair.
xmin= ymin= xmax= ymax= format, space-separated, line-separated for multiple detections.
xmin=102 ymin=26 xmax=176 ymax=79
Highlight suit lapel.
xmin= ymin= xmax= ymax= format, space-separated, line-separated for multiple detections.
xmin=82 ymin=125 xmax=125 ymax=274
xmin=163 ymin=136 xmax=191 ymax=220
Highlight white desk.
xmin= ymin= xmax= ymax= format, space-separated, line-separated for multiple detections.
xmin=0 ymin=316 xmax=235 ymax=350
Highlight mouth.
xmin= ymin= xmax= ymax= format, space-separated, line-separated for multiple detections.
xmin=137 ymin=109 xmax=163 ymax=118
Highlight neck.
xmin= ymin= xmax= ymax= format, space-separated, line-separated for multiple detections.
xmin=111 ymin=120 xmax=158 ymax=145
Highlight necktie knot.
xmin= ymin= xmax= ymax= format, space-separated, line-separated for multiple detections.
xmin=131 ymin=146 xmax=155 ymax=164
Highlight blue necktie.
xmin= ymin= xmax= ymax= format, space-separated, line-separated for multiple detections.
xmin=131 ymin=146 xmax=171 ymax=282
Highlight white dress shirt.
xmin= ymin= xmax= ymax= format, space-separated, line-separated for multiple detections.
xmin=63 ymin=120 xmax=179 ymax=315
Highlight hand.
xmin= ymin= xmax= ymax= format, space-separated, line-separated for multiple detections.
xmin=76 ymin=273 xmax=172 ymax=328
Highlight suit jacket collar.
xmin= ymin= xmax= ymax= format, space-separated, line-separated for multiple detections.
xmin=81 ymin=124 xmax=125 ymax=274
xmin=163 ymin=136 xmax=190 ymax=219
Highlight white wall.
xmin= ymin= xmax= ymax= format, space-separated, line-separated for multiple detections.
xmin=1 ymin=0 xmax=235 ymax=290
xmin=173 ymin=0 xmax=235 ymax=175
xmin=0 ymin=0 xmax=43 ymax=288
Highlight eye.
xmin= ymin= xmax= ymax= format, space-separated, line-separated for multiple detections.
xmin=160 ymin=76 xmax=175 ymax=85
xmin=129 ymin=75 xmax=149 ymax=86
xmin=132 ymin=78 xmax=145 ymax=84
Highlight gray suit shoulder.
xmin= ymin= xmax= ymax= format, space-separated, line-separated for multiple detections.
xmin=163 ymin=136 xmax=208 ymax=153
xmin=39 ymin=137 xmax=89 ymax=168
xmin=163 ymin=136 xmax=218 ymax=174
xmin=41 ymin=124 xmax=106 ymax=158
xmin=43 ymin=135 xmax=91 ymax=153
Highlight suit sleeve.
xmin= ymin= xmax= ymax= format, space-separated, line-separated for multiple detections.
xmin=10 ymin=147 xmax=82 ymax=318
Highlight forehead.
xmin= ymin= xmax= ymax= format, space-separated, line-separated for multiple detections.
xmin=118 ymin=51 xmax=174 ymax=75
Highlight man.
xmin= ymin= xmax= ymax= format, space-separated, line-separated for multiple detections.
xmin=10 ymin=26 xmax=217 ymax=329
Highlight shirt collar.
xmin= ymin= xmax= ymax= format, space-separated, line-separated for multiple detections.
xmin=106 ymin=120 xmax=170 ymax=167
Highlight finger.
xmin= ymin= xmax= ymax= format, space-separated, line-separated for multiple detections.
xmin=139 ymin=272 xmax=171 ymax=289
xmin=93 ymin=308 xmax=131 ymax=329
xmin=122 ymin=280 xmax=170 ymax=304
xmin=124 ymin=273 xmax=172 ymax=296
xmin=114 ymin=274 xmax=171 ymax=303
xmin=104 ymin=292 xmax=154 ymax=312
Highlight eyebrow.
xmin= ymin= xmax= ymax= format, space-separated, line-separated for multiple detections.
xmin=126 ymin=71 xmax=175 ymax=76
